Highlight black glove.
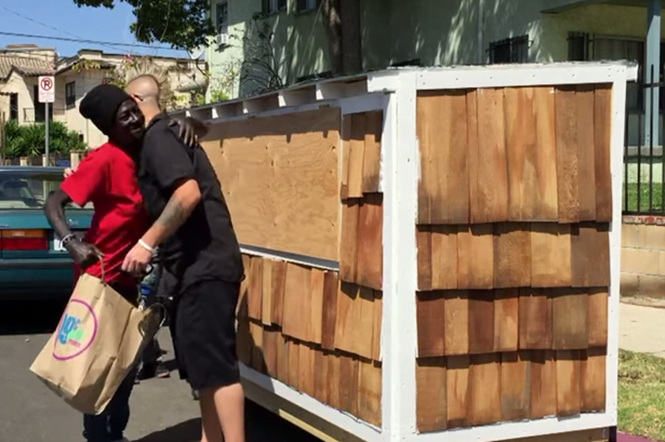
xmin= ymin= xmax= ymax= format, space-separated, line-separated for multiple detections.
xmin=65 ymin=239 xmax=102 ymax=269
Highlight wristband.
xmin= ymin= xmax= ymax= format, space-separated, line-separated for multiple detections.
xmin=60 ymin=233 xmax=76 ymax=247
xmin=138 ymin=239 xmax=156 ymax=254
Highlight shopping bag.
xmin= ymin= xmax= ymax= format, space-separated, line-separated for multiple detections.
xmin=29 ymin=271 xmax=161 ymax=415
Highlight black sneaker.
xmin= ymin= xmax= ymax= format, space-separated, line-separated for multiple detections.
xmin=137 ymin=361 xmax=171 ymax=380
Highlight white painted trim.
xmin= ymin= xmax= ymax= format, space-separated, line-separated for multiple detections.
xmin=239 ymin=246 xmax=338 ymax=271
xmin=406 ymin=414 xmax=614 ymax=442
xmin=240 ymin=364 xmax=383 ymax=442
xmin=381 ymin=71 xmax=419 ymax=442
xmin=416 ymin=63 xmax=638 ymax=90
xmin=606 ymin=77 xmax=628 ymax=421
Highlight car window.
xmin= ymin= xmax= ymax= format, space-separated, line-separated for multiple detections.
xmin=0 ymin=172 xmax=94 ymax=210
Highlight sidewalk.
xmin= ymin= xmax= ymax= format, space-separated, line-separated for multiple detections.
xmin=620 ymin=302 xmax=665 ymax=358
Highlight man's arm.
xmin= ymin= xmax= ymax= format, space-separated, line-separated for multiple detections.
xmin=44 ymin=189 xmax=75 ymax=241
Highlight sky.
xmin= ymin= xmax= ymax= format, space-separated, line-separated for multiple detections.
xmin=0 ymin=0 xmax=189 ymax=58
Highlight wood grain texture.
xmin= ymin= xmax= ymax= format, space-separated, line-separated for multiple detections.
xmin=299 ymin=342 xmax=316 ymax=398
xmin=530 ymin=350 xmax=557 ymax=419
xmin=282 ymin=262 xmax=312 ymax=341
xmin=444 ymin=291 xmax=469 ymax=356
xmin=501 ymin=351 xmax=531 ymax=422
xmin=571 ymin=222 xmax=610 ymax=287
xmin=247 ymin=257 xmax=263 ymax=321
xmin=340 ymin=115 xmax=352 ymax=199
xmin=417 ymin=226 xmax=432 ymax=291
xmin=270 ymin=260 xmax=287 ymax=326
xmin=347 ymin=113 xmax=366 ymax=199
xmin=532 ymin=87 xmax=559 ymax=220
xmin=263 ymin=327 xmax=279 ymax=378
xmin=339 ymin=199 xmax=360 ymax=283
xmin=431 ymin=225 xmax=459 ymax=290
xmin=416 ymin=357 xmax=447 ymax=432
xmin=531 ymin=223 xmax=572 ymax=287
xmin=468 ymin=353 xmax=502 ymax=426
xmin=339 ymin=354 xmax=360 ymax=416
xmin=556 ymin=350 xmax=583 ymax=416
xmin=362 ymin=111 xmax=383 ymax=193
xmin=576 ymin=85 xmax=597 ymax=221
xmin=356 ymin=193 xmax=383 ymax=290
xmin=326 ymin=351 xmax=341 ymax=410
xmin=203 ymin=108 xmax=340 ymax=261
xmin=417 ymin=291 xmax=446 ymax=357
xmin=372 ymin=292 xmax=383 ymax=361
xmin=250 ymin=320 xmax=265 ymax=373
xmin=494 ymin=289 xmax=519 ymax=352
xmin=588 ymin=289 xmax=609 ymax=347
xmin=416 ymin=91 xmax=469 ymax=225
xmin=552 ymin=288 xmax=590 ymax=350
xmin=446 ymin=355 xmax=470 ymax=428
xmin=470 ymin=88 xmax=509 ymax=223
xmin=358 ymin=359 xmax=382 ymax=426
xmin=321 ymin=271 xmax=339 ymax=351
xmin=493 ymin=223 xmax=531 ymax=288
xmin=314 ymin=347 xmax=329 ymax=404
xmin=468 ymin=290 xmax=495 ymax=354
xmin=261 ymin=259 xmax=273 ymax=326
xmin=287 ymin=339 xmax=300 ymax=390
xmin=582 ymin=347 xmax=607 ymax=412
xmin=555 ymin=86 xmax=580 ymax=223
xmin=334 ymin=283 xmax=375 ymax=359
xmin=458 ymin=224 xmax=494 ymax=289
xmin=594 ymin=85 xmax=613 ymax=222
xmin=519 ymin=288 xmax=553 ymax=350
xmin=275 ymin=331 xmax=288 ymax=383
xmin=309 ymin=268 xmax=326 ymax=344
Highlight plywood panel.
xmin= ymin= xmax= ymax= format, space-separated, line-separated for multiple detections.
xmin=416 ymin=357 xmax=447 ymax=432
xmin=555 ymin=86 xmax=580 ymax=223
xmin=571 ymin=223 xmax=610 ymax=287
xmin=458 ymin=224 xmax=494 ymax=289
xmin=417 ymin=91 xmax=469 ymax=225
xmin=202 ymin=107 xmax=340 ymax=260
xmin=552 ymin=288 xmax=590 ymax=350
xmin=493 ymin=223 xmax=531 ymax=288
xmin=531 ymin=223 xmax=572 ymax=287
xmin=355 ymin=193 xmax=383 ymax=290
xmin=417 ymin=291 xmax=446 ymax=357
xmin=470 ymin=88 xmax=509 ymax=223
xmin=594 ymin=85 xmax=613 ymax=222
xmin=519 ymin=288 xmax=553 ymax=350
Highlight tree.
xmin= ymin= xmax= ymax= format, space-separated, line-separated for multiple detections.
xmin=72 ymin=0 xmax=214 ymax=50
xmin=3 ymin=120 xmax=86 ymax=159
xmin=321 ymin=0 xmax=361 ymax=75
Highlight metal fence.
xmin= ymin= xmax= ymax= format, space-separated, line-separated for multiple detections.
xmin=623 ymin=76 xmax=665 ymax=215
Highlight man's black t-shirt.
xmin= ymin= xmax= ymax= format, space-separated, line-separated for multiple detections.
xmin=138 ymin=113 xmax=244 ymax=292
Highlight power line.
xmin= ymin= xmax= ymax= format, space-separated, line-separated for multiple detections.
xmin=0 ymin=31 xmax=182 ymax=52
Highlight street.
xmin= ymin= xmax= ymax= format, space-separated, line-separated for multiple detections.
xmin=0 ymin=298 xmax=322 ymax=442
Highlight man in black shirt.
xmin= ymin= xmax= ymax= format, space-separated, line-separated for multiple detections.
xmin=121 ymin=75 xmax=245 ymax=442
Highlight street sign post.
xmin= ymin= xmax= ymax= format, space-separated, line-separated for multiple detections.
xmin=38 ymin=76 xmax=55 ymax=163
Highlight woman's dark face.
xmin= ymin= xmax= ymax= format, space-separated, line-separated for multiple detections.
xmin=110 ymin=99 xmax=145 ymax=148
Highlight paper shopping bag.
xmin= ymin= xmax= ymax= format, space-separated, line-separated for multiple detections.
xmin=29 ymin=272 xmax=160 ymax=415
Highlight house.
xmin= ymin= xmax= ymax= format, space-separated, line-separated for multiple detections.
xmin=0 ymin=45 xmax=207 ymax=148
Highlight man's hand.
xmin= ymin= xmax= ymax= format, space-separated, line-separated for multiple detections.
xmin=169 ymin=117 xmax=208 ymax=146
xmin=64 ymin=167 xmax=75 ymax=178
xmin=66 ymin=240 xmax=102 ymax=269
xmin=121 ymin=242 xmax=153 ymax=275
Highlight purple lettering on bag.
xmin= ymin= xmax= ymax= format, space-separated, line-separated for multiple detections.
xmin=52 ymin=299 xmax=98 ymax=361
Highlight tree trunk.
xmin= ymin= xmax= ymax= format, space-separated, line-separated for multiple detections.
xmin=322 ymin=0 xmax=362 ymax=75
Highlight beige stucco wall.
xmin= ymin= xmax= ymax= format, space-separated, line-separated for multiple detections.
xmin=0 ymin=71 xmax=34 ymax=125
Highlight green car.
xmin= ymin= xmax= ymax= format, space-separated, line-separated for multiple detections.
xmin=0 ymin=166 xmax=92 ymax=300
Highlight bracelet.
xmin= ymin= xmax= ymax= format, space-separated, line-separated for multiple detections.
xmin=60 ymin=233 xmax=76 ymax=246
xmin=138 ymin=239 xmax=156 ymax=254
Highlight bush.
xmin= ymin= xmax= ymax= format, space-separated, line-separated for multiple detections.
xmin=2 ymin=120 xmax=87 ymax=159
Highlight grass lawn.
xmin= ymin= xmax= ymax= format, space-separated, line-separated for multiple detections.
xmin=624 ymin=182 xmax=664 ymax=213
xmin=618 ymin=349 xmax=665 ymax=440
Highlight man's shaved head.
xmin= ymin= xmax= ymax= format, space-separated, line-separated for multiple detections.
xmin=126 ymin=74 xmax=160 ymax=106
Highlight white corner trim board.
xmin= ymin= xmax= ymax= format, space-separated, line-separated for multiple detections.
xmin=239 ymin=364 xmax=383 ymax=442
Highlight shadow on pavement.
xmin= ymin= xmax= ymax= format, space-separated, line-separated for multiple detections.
xmin=133 ymin=418 xmax=200 ymax=442
xmin=0 ymin=300 xmax=67 ymax=335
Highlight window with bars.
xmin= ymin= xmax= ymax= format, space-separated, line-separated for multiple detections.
xmin=297 ymin=0 xmax=321 ymax=12
xmin=216 ymin=1 xmax=229 ymax=33
xmin=568 ymin=32 xmax=590 ymax=61
xmin=262 ymin=0 xmax=287 ymax=15
xmin=9 ymin=93 xmax=18 ymax=121
xmin=488 ymin=35 xmax=529 ymax=64
xmin=65 ymin=82 xmax=76 ymax=109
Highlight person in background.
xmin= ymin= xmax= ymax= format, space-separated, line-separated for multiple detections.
xmin=122 ymin=74 xmax=245 ymax=442
xmin=45 ymin=84 xmax=199 ymax=442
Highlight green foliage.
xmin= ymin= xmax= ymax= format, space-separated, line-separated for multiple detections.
xmin=72 ymin=0 xmax=215 ymax=50
xmin=3 ymin=120 xmax=87 ymax=159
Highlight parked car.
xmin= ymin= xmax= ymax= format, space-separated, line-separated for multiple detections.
xmin=0 ymin=166 xmax=92 ymax=300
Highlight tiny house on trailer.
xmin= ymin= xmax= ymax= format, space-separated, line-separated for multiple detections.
xmin=172 ymin=61 xmax=637 ymax=442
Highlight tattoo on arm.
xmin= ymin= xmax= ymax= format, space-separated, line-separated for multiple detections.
xmin=154 ymin=196 xmax=190 ymax=237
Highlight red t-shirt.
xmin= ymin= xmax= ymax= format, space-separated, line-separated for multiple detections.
xmin=61 ymin=142 xmax=149 ymax=290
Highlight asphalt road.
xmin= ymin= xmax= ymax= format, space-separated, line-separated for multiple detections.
xmin=0 ymin=298 xmax=322 ymax=442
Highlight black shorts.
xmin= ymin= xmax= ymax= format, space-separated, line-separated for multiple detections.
xmin=172 ymin=279 xmax=240 ymax=390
